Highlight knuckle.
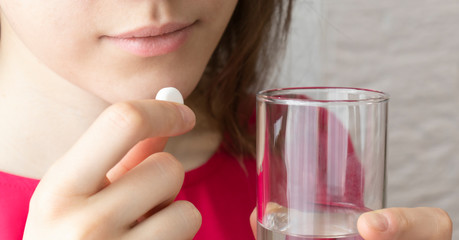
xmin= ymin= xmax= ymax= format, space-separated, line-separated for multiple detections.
xmin=158 ymin=104 xmax=182 ymax=133
xmin=71 ymin=217 xmax=114 ymax=240
xmin=177 ymin=201 xmax=202 ymax=230
xmin=151 ymin=152 xmax=185 ymax=187
xmin=156 ymin=102 xmax=194 ymax=136
xmin=432 ymin=208 xmax=453 ymax=237
xmin=387 ymin=208 xmax=411 ymax=235
xmin=70 ymin=205 xmax=122 ymax=240
xmin=28 ymin=192 xmax=47 ymax=215
xmin=28 ymin=188 xmax=70 ymax=219
xmin=105 ymin=102 xmax=149 ymax=134
xmin=388 ymin=207 xmax=453 ymax=240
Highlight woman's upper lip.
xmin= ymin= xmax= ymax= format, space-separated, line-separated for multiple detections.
xmin=110 ymin=21 xmax=196 ymax=38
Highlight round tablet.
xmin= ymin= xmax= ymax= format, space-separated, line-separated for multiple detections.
xmin=155 ymin=87 xmax=184 ymax=104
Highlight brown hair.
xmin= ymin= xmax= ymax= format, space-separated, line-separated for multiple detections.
xmin=189 ymin=0 xmax=294 ymax=158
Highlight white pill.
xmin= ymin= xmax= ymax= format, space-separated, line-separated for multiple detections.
xmin=155 ymin=87 xmax=184 ymax=104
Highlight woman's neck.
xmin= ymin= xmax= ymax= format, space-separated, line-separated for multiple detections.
xmin=0 ymin=35 xmax=221 ymax=179
xmin=0 ymin=35 xmax=109 ymax=178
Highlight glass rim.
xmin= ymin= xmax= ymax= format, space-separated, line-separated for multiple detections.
xmin=257 ymin=87 xmax=390 ymax=104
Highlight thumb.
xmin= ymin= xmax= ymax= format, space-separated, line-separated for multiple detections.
xmin=357 ymin=207 xmax=452 ymax=240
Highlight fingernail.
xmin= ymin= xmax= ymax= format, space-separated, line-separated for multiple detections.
xmin=364 ymin=212 xmax=388 ymax=232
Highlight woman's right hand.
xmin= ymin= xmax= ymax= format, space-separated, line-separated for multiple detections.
xmin=23 ymin=100 xmax=201 ymax=239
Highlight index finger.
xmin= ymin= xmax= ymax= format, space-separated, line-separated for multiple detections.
xmin=357 ymin=207 xmax=452 ymax=240
xmin=43 ymin=100 xmax=195 ymax=196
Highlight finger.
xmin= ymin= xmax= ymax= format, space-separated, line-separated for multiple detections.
xmin=44 ymin=100 xmax=195 ymax=196
xmin=357 ymin=207 xmax=452 ymax=240
xmin=250 ymin=208 xmax=257 ymax=239
xmin=107 ymin=87 xmax=185 ymax=182
xmin=92 ymin=152 xmax=184 ymax=225
xmin=107 ymin=137 xmax=168 ymax=182
xmin=123 ymin=201 xmax=202 ymax=240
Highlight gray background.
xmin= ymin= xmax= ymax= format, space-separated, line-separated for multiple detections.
xmin=274 ymin=0 xmax=459 ymax=238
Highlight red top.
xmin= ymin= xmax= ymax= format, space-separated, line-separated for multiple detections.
xmin=0 ymin=147 xmax=257 ymax=240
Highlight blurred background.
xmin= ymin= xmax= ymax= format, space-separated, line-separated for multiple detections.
xmin=275 ymin=0 xmax=459 ymax=237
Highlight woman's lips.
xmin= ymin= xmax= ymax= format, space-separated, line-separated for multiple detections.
xmin=104 ymin=22 xmax=195 ymax=57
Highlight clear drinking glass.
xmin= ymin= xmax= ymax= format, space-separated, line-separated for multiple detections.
xmin=256 ymin=87 xmax=389 ymax=240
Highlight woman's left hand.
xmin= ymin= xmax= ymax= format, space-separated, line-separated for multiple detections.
xmin=250 ymin=207 xmax=453 ymax=240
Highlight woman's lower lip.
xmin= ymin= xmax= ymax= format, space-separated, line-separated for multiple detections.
xmin=105 ymin=24 xmax=193 ymax=57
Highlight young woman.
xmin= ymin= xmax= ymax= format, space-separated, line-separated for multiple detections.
xmin=0 ymin=0 xmax=451 ymax=239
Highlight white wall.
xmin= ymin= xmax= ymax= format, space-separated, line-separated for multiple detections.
xmin=280 ymin=0 xmax=459 ymax=237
